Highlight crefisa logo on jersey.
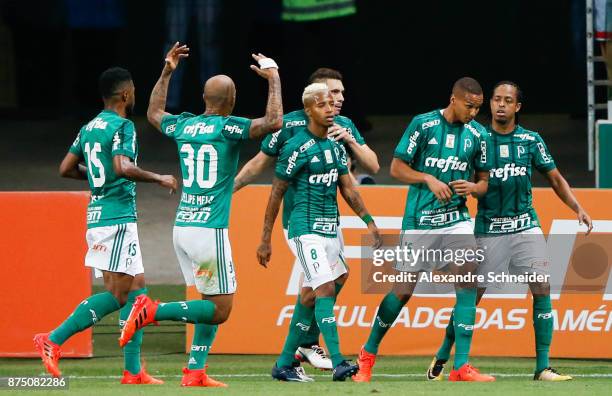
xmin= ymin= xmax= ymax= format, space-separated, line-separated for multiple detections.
xmin=286 ymin=150 xmax=299 ymax=175
xmin=85 ymin=117 xmax=108 ymax=131
xmin=223 ymin=124 xmax=244 ymax=135
xmin=185 ymin=122 xmax=214 ymax=137
xmin=308 ymin=168 xmax=338 ymax=186
xmin=424 ymin=156 xmax=468 ymax=172
xmin=490 ymin=163 xmax=527 ymax=181
xmin=406 ymin=131 xmax=420 ymax=154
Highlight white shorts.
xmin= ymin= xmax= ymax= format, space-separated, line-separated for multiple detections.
xmin=394 ymin=220 xmax=477 ymax=272
xmin=85 ymin=222 xmax=144 ymax=278
xmin=287 ymin=233 xmax=345 ymax=290
xmin=476 ymin=227 xmax=550 ymax=288
xmin=284 ymin=229 xmax=348 ymax=287
xmin=173 ymin=226 xmax=236 ymax=295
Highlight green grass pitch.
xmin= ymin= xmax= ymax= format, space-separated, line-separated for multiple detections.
xmin=1 ymin=285 xmax=610 ymax=395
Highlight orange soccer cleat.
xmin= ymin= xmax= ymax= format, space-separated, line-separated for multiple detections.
xmin=120 ymin=368 xmax=164 ymax=385
xmin=352 ymin=346 xmax=377 ymax=383
xmin=119 ymin=295 xmax=159 ymax=347
xmin=449 ymin=363 xmax=496 ymax=382
xmin=181 ymin=366 xmax=228 ymax=387
xmin=33 ymin=333 xmax=62 ymax=378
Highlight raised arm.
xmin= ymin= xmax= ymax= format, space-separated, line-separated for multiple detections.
xmin=545 ymin=168 xmax=593 ymax=234
xmin=248 ymin=54 xmax=283 ymax=138
xmin=256 ymin=177 xmax=289 ymax=267
xmin=112 ymin=155 xmax=178 ymax=193
xmin=338 ymin=174 xmax=382 ymax=249
xmin=390 ymin=157 xmax=453 ymax=203
xmin=234 ymin=151 xmax=276 ymax=192
xmin=147 ymin=42 xmax=190 ymax=131
xmin=59 ymin=152 xmax=88 ymax=180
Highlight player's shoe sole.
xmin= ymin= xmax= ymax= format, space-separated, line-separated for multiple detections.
xmin=119 ymin=295 xmax=159 ymax=347
xmin=426 ymin=356 xmax=446 ymax=381
xmin=33 ymin=333 xmax=62 ymax=378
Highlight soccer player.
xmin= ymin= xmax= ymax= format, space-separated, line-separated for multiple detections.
xmin=353 ymin=77 xmax=496 ymax=383
xmin=234 ymin=68 xmax=379 ymax=370
xmin=257 ymin=83 xmax=382 ymax=382
xmin=118 ymin=43 xmax=283 ymax=387
xmin=427 ymin=81 xmax=593 ymax=382
xmin=34 ymin=67 xmax=178 ymax=384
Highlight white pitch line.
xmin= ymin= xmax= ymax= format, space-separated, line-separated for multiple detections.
xmin=60 ymin=373 xmax=612 ymax=379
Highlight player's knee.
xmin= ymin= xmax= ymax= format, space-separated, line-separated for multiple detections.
xmin=300 ymin=291 xmax=316 ymax=307
xmin=210 ymin=304 xmax=232 ymax=324
xmin=393 ymin=292 xmax=412 ymax=305
xmin=314 ymin=281 xmax=335 ymax=298
xmin=335 ymin=272 xmax=349 ymax=285
xmin=530 ymin=281 xmax=550 ymax=296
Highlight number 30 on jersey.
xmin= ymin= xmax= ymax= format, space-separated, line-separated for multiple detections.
xmin=180 ymin=144 xmax=218 ymax=188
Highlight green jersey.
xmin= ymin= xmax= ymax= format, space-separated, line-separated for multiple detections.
xmin=474 ymin=125 xmax=556 ymax=235
xmin=261 ymin=109 xmax=365 ymax=229
xmin=394 ymin=109 xmax=492 ymax=230
xmin=69 ymin=110 xmax=138 ymax=229
xmin=160 ymin=112 xmax=252 ymax=228
xmin=275 ymin=128 xmax=349 ymax=239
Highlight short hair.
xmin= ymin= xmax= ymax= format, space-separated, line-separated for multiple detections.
xmin=99 ymin=67 xmax=132 ymax=99
xmin=452 ymin=77 xmax=483 ymax=96
xmin=491 ymin=80 xmax=523 ymax=102
xmin=302 ymin=83 xmax=329 ymax=105
xmin=308 ymin=68 xmax=343 ymax=84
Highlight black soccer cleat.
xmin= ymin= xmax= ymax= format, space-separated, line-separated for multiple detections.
xmin=271 ymin=363 xmax=312 ymax=382
xmin=332 ymin=360 xmax=359 ymax=381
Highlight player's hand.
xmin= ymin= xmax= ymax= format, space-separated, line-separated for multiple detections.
xmin=424 ymin=175 xmax=453 ymax=203
xmin=250 ymin=53 xmax=279 ymax=79
xmin=328 ymin=124 xmax=356 ymax=144
xmin=164 ymin=42 xmax=190 ymax=72
xmin=158 ymin=175 xmax=178 ymax=194
xmin=368 ymin=221 xmax=383 ymax=250
xmin=256 ymin=241 xmax=272 ymax=268
xmin=578 ymin=208 xmax=593 ymax=235
xmin=449 ymin=179 xmax=476 ymax=197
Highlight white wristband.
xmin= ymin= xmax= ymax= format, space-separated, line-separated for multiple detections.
xmin=258 ymin=58 xmax=278 ymax=69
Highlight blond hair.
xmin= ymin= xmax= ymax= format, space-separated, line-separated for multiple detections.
xmin=301 ymin=83 xmax=329 ymax=105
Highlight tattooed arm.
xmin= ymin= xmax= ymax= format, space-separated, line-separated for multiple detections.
xmin=338 ymin=174 xmax=382 ymax=249
xmin=248 ymin=54 xmax=283 ymax=139
xmin=256 ymin=177 xmax=289 ymax=267
xmin=147 ymin=42 xmax=190 ymax=131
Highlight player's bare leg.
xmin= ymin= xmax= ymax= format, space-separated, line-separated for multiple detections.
xmin=353 ymin=274 xmax=416 ymax=382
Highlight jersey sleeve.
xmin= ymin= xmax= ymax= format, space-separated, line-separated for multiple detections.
xmin=275 ymin=142 xmax=308 ymax=181
xmin=474 ymin=131 xmax=493 ymax=172
xmin=160 ymin=112 xmax=195 ymax=138
xmin=336 ymin=143 xmax=349 ymax=175
xmin=347 ymin=119 xmax=366 ymax=145
xmin=68 ymin=130 xmax=83 ymax=158
xmin=393 ymin=118 xmax=425 ymax=164
xmin=221 ymin=116 xmax=252 ymax=141
xmin=261 ymin=127 xmax=291 ymax=156
xmin=111 ymin=120 xmax=137 ymax=159
xmin=532 ymin=134 xmax=556 ymax=173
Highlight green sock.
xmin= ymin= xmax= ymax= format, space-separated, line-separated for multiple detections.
xmin=120 ymin=288 xmax=147 ymax=375
xmin=315 ymin=296 xmax=344 ymax=367
xmin=154 ymin=300 xmax=216 ymax=323
xmin=533 ymin=295 xmax=553 ymax=373
xmin=436 ymin=310 xmax=455 ymax=361
xmin=364 ymin=293 xmax=404 ymax=355
xmin=49 ymin=291 xmax=120 ymax=345
xmin=453 ymin=288 xmax=477 ymax=369
xmin=188 ymin=324 xmax=218 ymax=369
xmin=300 ymin=281 xmax=345 ymax=348
xmin=277 ymin=296 xmax=315 ymax=367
